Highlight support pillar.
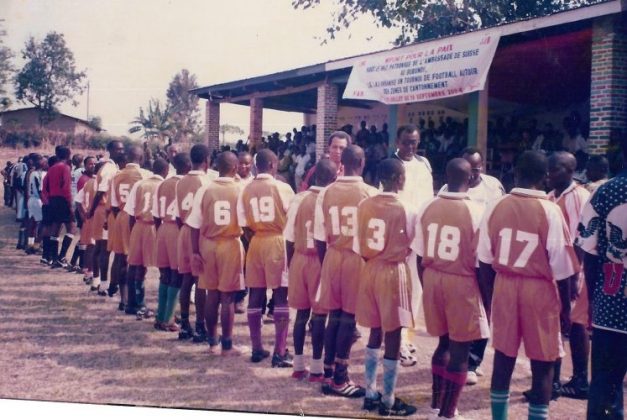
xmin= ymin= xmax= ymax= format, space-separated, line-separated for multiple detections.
xmin=467 ymin=82 xmax=489 ymax=159
xmin=205 ymin=100 xmax=220 ymax=152
xmin=589 ymin=14 xmax=627 ymax=155
xmin=315 ymin=82 xmax=338 ymax=161
xmin=249 ymin=97 xmax=263 ymax=150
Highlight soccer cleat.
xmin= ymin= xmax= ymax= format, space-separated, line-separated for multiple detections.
xmin=378 ymin=397 xmax=417 ymax=417
xmin=251 ymin=349 xmax=270 ymax=363
xmin=154 ymin=321 xmax=166 ymax=331
xmin=523 ymin=382 xmax=561 ymax=402
xmin=466 ymin=370 xmax=478 ymax=385
xmin=399 ymin=348 xmax=417 ymax=367
xmin=136 ymin=307 xmax=155 ymax=320
xmin=51 ymin=258 xmax=69 ymax=269
xmin=25 ymin=247 xmax=38 ymax=255
xmin=271 ymin=351 xmax=294 ymax=368
xmin=362 ymin=392 xmax=382 ymax=411
xmin=178 ymin=323 xmax=194 ymax=340
xmin=118 ymin=302 xmax=126 ymax=312
xmin=107 ymin=285 xmax=119 ymax=298
xmin=291 ymin=369 xmax=309 ymax=380
xmin=96 ymin=285 xmax=107 ymax=297
xmin=234 ymin=301 xmax=246 ymax=314
xmin=560 ymin=375 xmax=589 ymax=400
xmin=163 ymin=322 xmax=180 ymax=332
xmin=308 ymin=373 xmax=325 ymax=383
xmin=406 ymin=343 xmax=417 ymax=354
xmin=324 ymin=381 xmax=366 ymax=398
xmin=40 ymin=258 xmax=51 ymax=266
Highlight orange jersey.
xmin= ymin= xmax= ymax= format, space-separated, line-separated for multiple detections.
xmin=94 ymin=159 xmax=118 ymax=207
xmin=478 ymin=188 xmax=579 ymax=281
xmin=314 ymin=176 xmax=378 ymax=250
xmin=175 ymin=170 xmax=210 ymax=224
xmin=151 ymin=175 xmax=181 ymax=222
xmin=125 ymin=175 xmax=163 ymax=222
xmin=284 ymin=186 xmax=322 ymax=255
xmin=78 ymin=178 xmax=97 ymax=214
xmin=236 ymin=173 xmax=294 ymax=234
xmin=186 ymin=177 xmax=243 ymax=239
xmin=110 ymin=163 xmax=146 ymax=210
xmin=354 ymin=192 xmax=417 ymax=263
xmin=548 ymin=182 xmax=590 ymax=238
xmin=413 ymin=192 xmax=484 ymax=277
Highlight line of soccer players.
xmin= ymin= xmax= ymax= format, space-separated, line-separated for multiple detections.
xmin=11 ymin=125 xmax=603 ymax=419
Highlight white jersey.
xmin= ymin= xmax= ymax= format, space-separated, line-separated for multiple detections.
xmin=28 ymin=170 xmax=44 ymax=200
xmin=439 ymin=174 xmax=505 ymax=208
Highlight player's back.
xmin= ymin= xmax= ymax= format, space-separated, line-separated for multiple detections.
xmin=292 ymin=188 xmax=320 ymax=255
xmin=94 ymin=160 xmax=118 ymax=207
xmin=176 ymin=170 xmax=208 ymax=224
xmin=418 ymin=194 xmax=483 ymax=276
xmin=198 ymin=178 xmax=242 ymax=239
xmin=153 ymin=175 xmax=180 ymax=223
xmin=238 ymin=174 xmax=294 ymax=234
xmin=111 ymin=163 xmax=144 ymax=209
xmin=316 ymin=176 xmax=377 ymax=250
xmin=356 ymin=193 xmax=414 ymax=263
xmin=29 ymin=170 xmax=43 ymax=199
xmin=482 ymin=190 xmax=576 ymax=280
xmin=82 ymin=178 xmax=97 ymax=213
xmin=132 ymin=176 xmax=162 ymax=222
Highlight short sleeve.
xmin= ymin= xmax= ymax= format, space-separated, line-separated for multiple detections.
xmin=75 ymin=188 xmax=85 ymax=204
xmin=283 ymin=192 xmax=306 ymax=242
xmin=540 ymin=200 xmax=579 ymax=281
xmin=313 ymin=187 xmax=328 ymax=242
xmin=124 ymin=182 xmax=139 ymax=216
xmin=277 ymin=180 xmax=295 ymax=212
xmin=185 ymin=186 xmax=208 ymax=230
xmin=410 ymin=200 xmax=433 ymax=257
xmin=236 ymin=186 xmax=248 ymax=227
xmin=97 ymin=163 xmax=115 ymax=192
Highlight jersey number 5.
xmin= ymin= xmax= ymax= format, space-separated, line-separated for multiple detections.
xmin=498 ymin=228 xmax=539 ymax=268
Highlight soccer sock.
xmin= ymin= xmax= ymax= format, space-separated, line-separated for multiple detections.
xmin=311 ymin=314 xmax=326 ymax=360
xmin=17 ymin=228 xmax=26 ymax=248
xmin=126 ymin=266 xmax=136 ymax=309
xmin=156 ymin=282 xmax=168 ymax=323
xmin=310 ymin=357 xmax=323 ymax=376
xmin=528 ymin=403 xmax=549 ymax=420
xmin=77 ymin=245 xmax=86 ymax=268
xmin=333 ymin=359 xmax=349 ymax=385
xmin=273 ymin=305 xmax=290 ymax=356
xmin=364 ymin=346 xmax=380 ymax=399
xmin=293 ymin=354 xmax=306 ymax=372
xmin=431 ymin=361 xmax=446 ymax=409
xmin=381 ymin=358 xmax=399 ymax=408
xmin=490 ymin=389 xmax=510 ymax=420
xmin=42 ymin=236 xmax=50 ymax=260
xmin=440 ymin=370 xmax=467 ymax=418
xmin=49 ymin=236 xmax=59 ymax=261
xmin=553 ymin=358 xmax=562 ymax=385
xmin=134 ymin=267 xmax=146 ymax=307
xmin=70 ymin=245 xmax=80 ymax=266
xmin=27 ymin=236 xmax=35 ymax=247
xmin=59 ymin=234 xmax=73 ymax=260
xmin=247 ymin=307 xmax=263 ymax=351
xmin=164 ymin=286 xmax=180 ymax=323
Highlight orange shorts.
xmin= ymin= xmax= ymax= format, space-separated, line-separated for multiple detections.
xmin=79 ymin=218 xmax=94 ymax=246
xmin=570 ymin=273 xmax=589 ymax=326
xmin=110 ymin=211 xmax=131 ymax=255
xmin=105 ymin=212 xmax=116 ymax=251
xmin=356 ymin=260 xmax=414 ymax=332
xmin=245 ymin=233 xmax=287 ymax=289
xmin=422 ymin=267 xmax=489 ymax=342
xmin=155 ymin=222 xmax=179 ymax=270
xmin=128 ymin=222 xmax=156 ymax=267
xmin=492 ymin=273 xmax=562 ymax=362
xmin=91 ymin=205 xmax=108 ymax=241
xmin=288 ymin=252 xmax=324 ymax=313
xmin=177 ymin=224 xmax=193 ymax=275
xmin=198 ymin=236 xmax=245 ymax=292
xmin=317 ymin=246 xmax=364 ymax=314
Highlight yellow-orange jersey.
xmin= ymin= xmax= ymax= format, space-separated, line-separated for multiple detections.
xmin=174 ymin=170 xmax=211 ymax=225
xmin=125 ymin=175 xmax=164 ymax=222
xmin=354 ymin=192 xmax=417 ymax=263
xmin=412 ymin=192 xmax=484 ymax=277
xmin=151 ymin=175 xmax=182 ymax=222
xmin=314 ymin=176 xmax=378 ymax=250
xmin=284 ymin=186 xmax=322 ymax=255
xmin=236 ymin=173 xmax=294 ymax=234
xmin=478 ymin=188 xmax=580 ymax=281
xmin=548 ymin=181 xmax=590 ymax=238
xmin=94 ymin=159 xmax=118 ymax=208
xmin=77 ymin=178 xmax=97 ymax=214
xmin=110 ymin=163 xmax=148 ymax=210
xmin=186 ymin=177 xmax=243 ymax=239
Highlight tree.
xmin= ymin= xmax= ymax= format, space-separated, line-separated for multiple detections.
xmin=219 ymin=124 xmax=244 ymax=144
xmin=88 ymin=115 xmax=102 ymax=131
xmin=292 ymin=0 xmax=600 ymax=45
xmin=129 ymin=98 xmax=174 ymax=144
xmin=0 ymin=20 xmax=14 ymax=111
xmin=14 ymin=31 xmax=86 ymax=125
xmin=166 ymin=69 xmax=201 ymax=143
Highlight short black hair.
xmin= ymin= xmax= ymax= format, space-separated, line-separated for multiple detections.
xmin=48 ymin=155 xmax=59 ymax=168
xmin=190 ymin=144 xmax=210 ymax=165
xmin=378 ymin=158 xmax=404 ymax=184
xmin=172 ymin=152 xmax=191 ymax=172
xmin=152 ymin=157 xmax=169 ymax=177
xmin=396 ymin=124 xmax=419 ymax=139
xmin=587 ymin=155 xmax=609 ymax=173
xmin=106 ymin=140 xmax=122 ymax=152
xmin=461 ymin=146 xmax=482 ymax=158
xmin=83 ymin=156 xmax=96 ymax=166
xmin=256 ymin=149 xmax=277 ymax=172
xmin=55 ymin=146 xmax=71 ymax=160
xmin=516 ymin=151 xmax=548 ymax=185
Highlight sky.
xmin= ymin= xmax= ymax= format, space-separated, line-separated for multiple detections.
xmin=2 ymin=0 xmax=398 ymax=139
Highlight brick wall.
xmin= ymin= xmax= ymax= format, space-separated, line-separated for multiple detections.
xmin=589 ymin=13 xmax=627 ymax=154
xmin=205 ymin=100 xmax=220 ymax=152
xmin=249 ymin=98 xmax=263 ymax=150
xmin=315 ymin=83 xmax=338 ymax=160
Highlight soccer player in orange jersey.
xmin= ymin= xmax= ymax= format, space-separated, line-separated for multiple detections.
xmin=355 ymin=159 xmax=418 ymax=416
xmin=547 ymin=151 xmax=591 ymax=400
xmin=414 ymin=158 xmax=489 ymax=419
xmin=88 ymin=141 xmax=125 ymax=296
xmin=188 ymin=152 xmax=244 ymax=355
xmin=285 ymin=159 xmax=337 ymax=380
xmin=75 ymin=161 xmax=104 ymax=285
xmin=124 ymin=158 xmax=169 ymax=319
xmin=152 ymin=152 xmax=191 ymax=332
xmin=237 ymin=149 xmax=295 ymax=367
xmin=314 ymin=143 xmax=377 ymax=397
xmin=478 ymin=151 xmax=579 ymax=420
xmin=108 ymin=146 xmax=147 ymax=305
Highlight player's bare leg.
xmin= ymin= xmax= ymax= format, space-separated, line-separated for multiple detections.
xmin=91 ymin=239 xmax=109 ymax=293
xmin=322 ymin=309 xmax=342 ymax=387
xmin=561 ymin=322 xmax=589 ymax=399
xmin=192 ymin=281 xmax=207 ymax=343
xmin=437 ymin=339 xmax=471 ymax=418
xmin=431 ymin=335 xmax=451 ymax=412
xmin=271 ymin=286 xmax=292 ymax=367
xmin=82 ymin=244 xmax=94 ymax=284
xmin=109 ymin=253 xmax=126 ymax=299
xmin=178 ymin=273 xmax=195 ymax=339
xmin=205 ymin=289 xmax=220 ymax=353
xmin=248 ymin=287 xmax=269 ymax=362
xmin=292 ymin=308 xmax=311 ymax=378
xmin=219 ymin=291 xmax=239 ymax=356
xmin=490 ymin=350 xmax=517 ymax=420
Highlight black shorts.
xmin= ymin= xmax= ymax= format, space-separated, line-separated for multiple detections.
xmin=41 ymin=204 xmax=52 ymax=226
xmin=48 ymin=196 xmax=73 ymax=224
xmin=75 ymin=208 xmax=83 ymax=229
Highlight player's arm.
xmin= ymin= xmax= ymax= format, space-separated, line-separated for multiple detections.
xmin=89 ymin=191 xmax=104 ymax=218
xmin=556 ymin=274 xmax=573 ymax=334
xmin=478 ymin=262 xmax=495 ymax=319
xmin=152 ymin=190 xmax=161 ymax=229
xmin=416 ymin=256 xmax=424 ymax=286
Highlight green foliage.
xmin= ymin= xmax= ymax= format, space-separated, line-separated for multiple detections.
xmin=166 ymin=69 xmax=201 ymax=142
xmin=219 ymin=124 xmax=244 ymax=142
xmin=0 ymin=127 xmax=135 ymax=150
xmin=293 ymin=0 xmax=603 ymax=45
xmin=14 ymin=31 xmax=86 ymax=125
xmin=129 ymin=98 xmax=174 ymax=143
xmin=0 ymin=20 xmax=14 ymax=111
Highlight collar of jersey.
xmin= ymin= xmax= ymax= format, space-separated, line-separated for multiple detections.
xmin=438 ymin=191 xmax=469 ymax=199
xmin=151 ymin=174 xmax=164 ymax=181
xmin=188 ymin=170 xmax=205 ymax=175
xmin=511 ymin=188 xmax=547 ymax=198
xmin=308 ymin=186 xmax=323 ymax=192
xmin=215 ymin=176 xmax=236 ymax=183
xmin=126 ymin=163 xmax=140 ymax=168
xmin=336 ymin=176 xmax=363 ymax=182
xmin=256 ymin=173 xmax=273 ymax=180
xmin=378 ymin=191 xmax=398 ymax=197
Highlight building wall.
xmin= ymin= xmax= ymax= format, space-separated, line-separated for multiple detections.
xmin=0 ymin=108 xmax=99 ymax=136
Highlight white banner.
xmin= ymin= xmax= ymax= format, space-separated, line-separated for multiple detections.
xmin=344 ymin=31 xmax=500 ymax=105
